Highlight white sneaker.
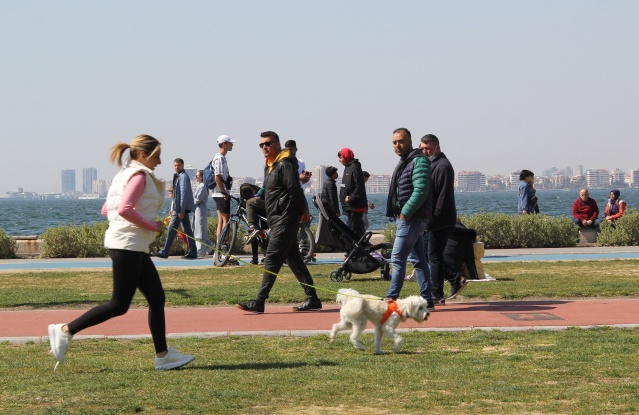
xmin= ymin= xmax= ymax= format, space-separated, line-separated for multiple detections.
xmin=48 ymin=323 xmax=73 ymax=370
xmin=155 ymin=347 xmax=195 ymax=370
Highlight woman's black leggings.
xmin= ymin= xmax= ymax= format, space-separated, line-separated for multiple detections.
xmin=67 ymin=249 xmax=167 ymax=353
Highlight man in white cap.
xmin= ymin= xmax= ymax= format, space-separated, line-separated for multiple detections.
xmin=212 ymin=135 xmax=236 ymax=245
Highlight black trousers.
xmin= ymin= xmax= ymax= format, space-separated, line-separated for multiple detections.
xmin=67 ymin=249 xmax=167 ymax=353
xmin=256 ymin=222 xmax=318 ymax=302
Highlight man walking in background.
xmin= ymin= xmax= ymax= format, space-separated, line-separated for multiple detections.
xmin=153 ymin=158 xmax=197 ymax=259
xmin=420 ymin=134 xmax=464 ymax=303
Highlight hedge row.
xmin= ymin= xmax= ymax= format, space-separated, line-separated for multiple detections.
xmin=1 ymin=210 xmax=637 ymax=259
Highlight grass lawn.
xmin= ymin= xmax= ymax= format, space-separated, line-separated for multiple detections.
xmin=1 ymin=260 xmax=638 ymax=414
xmin=1 ymin=329 xmax=638 ymax=414
xmin=1 ymin=260 xmax=639 ymax=308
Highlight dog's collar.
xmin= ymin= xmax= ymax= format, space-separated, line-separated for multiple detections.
xmin=381 ymin=299 xmax=403 ymax=324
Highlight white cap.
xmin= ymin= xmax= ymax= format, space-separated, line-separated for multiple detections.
xmin=217 ymin=135 xmax=236 ymax=144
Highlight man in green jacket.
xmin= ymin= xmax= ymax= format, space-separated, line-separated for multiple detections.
xmin=385 ymin=128 xmax=433 ymax=309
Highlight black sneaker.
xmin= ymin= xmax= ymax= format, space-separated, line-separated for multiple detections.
xmin=447 ymin=278 xmax=468 ymax=300
xmin=235 ymin=300 xmax=265 ymax=314
xmin=292 ymin=298 xmax=322 ymax=312
xmin=432 ymin=295 xmax=446 ymax=305
xmin=426 ymin=301 xmax=435 ymax=311
xmin=152 ymin=252 xmax=168 ymax=259
xmin=249 ymin=258 xmax=259 ymax=265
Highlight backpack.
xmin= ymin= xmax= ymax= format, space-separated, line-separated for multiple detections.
xmin=203 ymin=157 xmax=233 ymax=192
xmin=203 ymin=159 xmax=217 ymax=191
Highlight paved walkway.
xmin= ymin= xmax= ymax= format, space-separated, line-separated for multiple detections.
xmin=1 ymin=246 xmax=638 ymax=343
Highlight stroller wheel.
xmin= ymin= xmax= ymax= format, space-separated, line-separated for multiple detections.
xmin=344 ymin=271 xmax=352 ymax=281
xmin=329 ymin=270 xmax=343 ymax=283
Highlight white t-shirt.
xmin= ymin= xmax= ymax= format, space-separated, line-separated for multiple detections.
xmin=211 ymin=153 xmax=230 ymax=198
xmin=297 ymin=158 xmax=306 ymax=176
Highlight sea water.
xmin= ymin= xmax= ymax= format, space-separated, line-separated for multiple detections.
xmin=1 ymin=188 xmax=637 ymax=236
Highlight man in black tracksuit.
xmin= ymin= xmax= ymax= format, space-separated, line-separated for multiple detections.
xmin=236 ymin=131 xmax=322 ymax=314
xmin=338 ymin=147 xmax=368 ymax=239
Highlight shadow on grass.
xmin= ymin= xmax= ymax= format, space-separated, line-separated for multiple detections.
xmin=193 ymin=360 xmax=339 ymax=371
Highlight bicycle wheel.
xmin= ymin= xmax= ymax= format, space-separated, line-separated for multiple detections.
xmin=298 ymin=225 xmax=315 ymax=264
xmin=216 ymin=221 xmax=238 ymax=267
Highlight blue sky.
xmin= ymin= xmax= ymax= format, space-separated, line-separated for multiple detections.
xmin=1 ymin=1 xmax=637 ymax=193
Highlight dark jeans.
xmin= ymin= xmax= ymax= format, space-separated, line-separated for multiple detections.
xmin=160 ymin=212 xmax=197 ymax=257
xmin=428 ymin=226 xmax=455 ymax=299
xmin=256 ymin=223 xmax=318 ymax=303
xmin=346 ymin=210 xmax=365 ymax=240
xmin=67 ymin=250 xmax=167 ymax=353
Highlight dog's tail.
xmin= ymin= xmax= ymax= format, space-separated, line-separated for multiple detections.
xmin=336 ymin=288 xmax=361 ymax=305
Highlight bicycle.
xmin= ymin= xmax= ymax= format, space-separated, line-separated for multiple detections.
xmin=215 ymin=195 xmax=315 ymax=267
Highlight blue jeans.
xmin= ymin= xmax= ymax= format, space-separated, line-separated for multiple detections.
xmin=160 ymin=212 xmax=197 ymax=257
xmin=386 ymin=218 xmax=432 ymax=302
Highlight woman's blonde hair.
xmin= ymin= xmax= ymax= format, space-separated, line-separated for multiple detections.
xmin=109 ymin=134 xmax=161 ymax=167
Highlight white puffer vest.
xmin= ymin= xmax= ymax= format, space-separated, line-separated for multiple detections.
xmin=104 ymin=160 xmax=166 ymax=253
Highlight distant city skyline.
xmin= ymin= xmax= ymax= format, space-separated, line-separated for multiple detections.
xmin=4 ymin=162 xmax=638 ymax=198
xmin=2 ymin=3 xmax=637 ymax=194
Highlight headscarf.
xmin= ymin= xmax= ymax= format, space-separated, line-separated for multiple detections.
xmin=338 ymin=148 xmax=354 ymax=164
xmin=611 ymin=189 xmax=620 ymax=200
xmin=609 ymin=189 xmax=621 ymax=215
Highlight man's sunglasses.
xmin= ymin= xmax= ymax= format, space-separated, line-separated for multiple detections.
xmin=259 ymin=141 xmax=277 ymax=148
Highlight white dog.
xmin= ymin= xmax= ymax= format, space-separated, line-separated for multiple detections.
xmin=329 ymin=288 xmax=430 ymax=354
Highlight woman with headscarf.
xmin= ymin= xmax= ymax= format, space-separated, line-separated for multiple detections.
xmin=604 ymin=189 xmax=626 ymax=223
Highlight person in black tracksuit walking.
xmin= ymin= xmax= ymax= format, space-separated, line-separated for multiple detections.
xmin=236 ymin=131 xmax=322 ymax=314
xmin=338 ymin=147 xmax=368 ymax=239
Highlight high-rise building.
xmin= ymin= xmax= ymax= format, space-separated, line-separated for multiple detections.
xmin=61 ymin=169 xmax=76 ymax=195
xmin=310 ymin=165 xmax=327 ymax=195
xmin=631 ymin=169 xmax=639 ymax=188
xmin=93 ymin=179 xmax=111 ymax=197
xmin=586 ymin=169 xmax=610 ymax=189
xmin=82 ymin=168 xmax=97 ymax=194
xmin=610 ymin=168 xmax=626 ymax=187
xmin=365 ymin=174 xmax=390 ymax=194
xmin=574 ymin=165 xmax=584 ymax=177
xmin=455 ymin=171 xmax=486 ymax=192
xmin=510 ymin=172 xmax=520 ymax=190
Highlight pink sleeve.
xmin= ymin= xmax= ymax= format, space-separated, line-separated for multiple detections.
xmin=117 ymin=172 xmax=159 ymax=231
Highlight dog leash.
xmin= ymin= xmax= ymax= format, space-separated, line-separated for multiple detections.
xmin=165 ymin=226 xmax=378 ymax=300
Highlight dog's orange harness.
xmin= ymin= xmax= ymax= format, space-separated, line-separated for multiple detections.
xmin=381 ymin=299 xmax=403 ymax=324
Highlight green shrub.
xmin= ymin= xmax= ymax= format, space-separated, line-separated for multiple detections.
xmin=460 ymin=213 xmax=577 ymax=248
xmin=41 ymin=222 xmax=110 ymax=258
xmin=380 ymin=213 xmax=578 ymax=249
xmin=0 ymin=228 xmax=17 ymax=259
xmin=597 ymin=208 xmax=639 ymax=246
xmin=381 ymin=222 xmax=397 ymax=244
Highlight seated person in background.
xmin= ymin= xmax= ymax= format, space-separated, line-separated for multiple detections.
xmin=604 ymin=189 xmax=626 ymax=223
xmin=443 ymin=219 xmax=479 ymax=282
xmin=240 ymin=183 xmax=266 ymax=264
xmin=572 ymin=188 xmax=599 ymax=228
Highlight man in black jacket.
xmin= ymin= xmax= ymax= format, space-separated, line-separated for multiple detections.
xmin=421 ymin=134 xmax=466 ymax=303
xmin=236 ymin=131 xmax=322 ymax=314
xmin=338 ymin=147 xmax=368 ymax=239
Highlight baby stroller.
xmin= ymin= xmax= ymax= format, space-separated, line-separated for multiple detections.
xmin=312 ymin=195 xmax=392 ymax=282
